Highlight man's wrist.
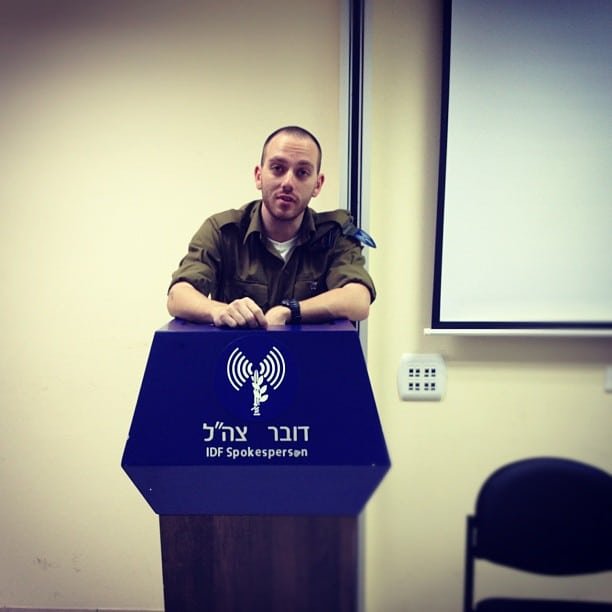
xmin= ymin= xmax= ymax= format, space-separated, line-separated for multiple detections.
xmin=280 ymin=298 xmax=302 ymax=324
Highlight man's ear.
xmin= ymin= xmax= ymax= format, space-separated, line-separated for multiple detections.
xmin=312 ymin=173 xmax=325 ymax=198
xmin=254 ymin=165 xmax=262 ymax=190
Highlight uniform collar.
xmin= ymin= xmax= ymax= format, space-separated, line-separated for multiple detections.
xmin=244 ymin=200 xmax=316 ymax=245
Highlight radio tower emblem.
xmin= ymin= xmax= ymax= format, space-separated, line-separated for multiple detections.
xmin=226 ymin=346 xmax=286 ymax=416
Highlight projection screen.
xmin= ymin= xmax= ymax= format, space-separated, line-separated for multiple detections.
xmin=431 ymin=0 xmax=612 ymax=334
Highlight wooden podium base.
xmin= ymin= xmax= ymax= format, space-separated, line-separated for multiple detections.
xmin=159 ymin=515 xmax=359 ymax=612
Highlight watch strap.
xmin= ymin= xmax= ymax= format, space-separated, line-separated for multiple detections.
xmin=280 ymin=298 xmax=301 ymax=324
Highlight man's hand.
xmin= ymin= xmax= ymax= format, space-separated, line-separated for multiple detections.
xmin=167 ymin=283 xmax=269 ymax=328
xmin=211 ymin=297 xmax=268 ymax=329
xmin=264 ymin=305 xmax=292 ymax=326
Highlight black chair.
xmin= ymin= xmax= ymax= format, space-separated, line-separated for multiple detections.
xmin=464 ymin=457 xmax=612 ymax=612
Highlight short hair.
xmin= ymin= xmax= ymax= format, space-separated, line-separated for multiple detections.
xmin=261 ymin=125 xmax=322 ymax=172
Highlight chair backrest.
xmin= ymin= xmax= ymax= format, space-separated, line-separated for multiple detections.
xmin=464 ymin=457 xmax=612 ymax=612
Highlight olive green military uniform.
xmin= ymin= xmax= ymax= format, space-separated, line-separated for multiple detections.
xmin=170 ymin=200 xmax=375 ymax=312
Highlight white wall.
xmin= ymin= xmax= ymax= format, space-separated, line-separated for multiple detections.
xmin=1 ymin=1 xmax=611 ymax=611
xmin=0 ymin=1 xmax=339 ymax=608
xmin=364 ymin=1 xmax=612 ymax=611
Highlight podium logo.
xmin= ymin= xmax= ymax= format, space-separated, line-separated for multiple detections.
xmin=226 ymin=346 xmax=286 ymax=417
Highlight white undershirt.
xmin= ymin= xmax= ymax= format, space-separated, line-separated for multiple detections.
xmin=268 ymin=236 xmax=298 ymax=262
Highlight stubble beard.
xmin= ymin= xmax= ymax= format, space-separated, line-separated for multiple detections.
xmin=261 ymin=196 xmax=305 ymax=240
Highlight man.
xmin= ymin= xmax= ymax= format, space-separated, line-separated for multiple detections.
xmin=167 ymin=125 xmax=375 ymax=328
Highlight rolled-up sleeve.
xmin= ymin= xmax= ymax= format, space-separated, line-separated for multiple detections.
xmin=169 ymin=218 xmax=222 ymax=297
xmin=325 ymin=235 xmax=376 ymax=303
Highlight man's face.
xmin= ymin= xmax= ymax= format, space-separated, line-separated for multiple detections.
xmin=255 ymin=132 xmax=324 ymax=228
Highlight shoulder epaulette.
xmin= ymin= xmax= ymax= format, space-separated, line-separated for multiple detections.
xmin=341 ymin=218 xmax=376 ymax=248
xmin=214 ymin=209 xmax=243 ymax=228
xmin=213 ymin=201 xmax=258 ymax=229
xmin=313 ymin=209 xmax=376 ymax=247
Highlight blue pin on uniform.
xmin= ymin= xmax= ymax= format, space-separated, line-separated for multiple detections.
xmin=342 ymin=220 xmax=377 ymax=248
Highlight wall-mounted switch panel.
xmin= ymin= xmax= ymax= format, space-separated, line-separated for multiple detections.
xmin=397 ymin=353 xmax=446 ymax=401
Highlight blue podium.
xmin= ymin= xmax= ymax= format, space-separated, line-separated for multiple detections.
xmin=122 ymin=319 xmax=390 ymax=611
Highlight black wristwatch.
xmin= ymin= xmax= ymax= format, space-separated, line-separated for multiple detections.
xmin=280 ymin=298 xmax=302 ymax=325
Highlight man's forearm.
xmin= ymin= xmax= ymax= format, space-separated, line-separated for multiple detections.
xmin=168 ymin=281 xmax=371 ymax=325
xmin=297 ymin=282 xmax=371 ymax=323
xmin=167 ymin=281 xmax=219 ymax=323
